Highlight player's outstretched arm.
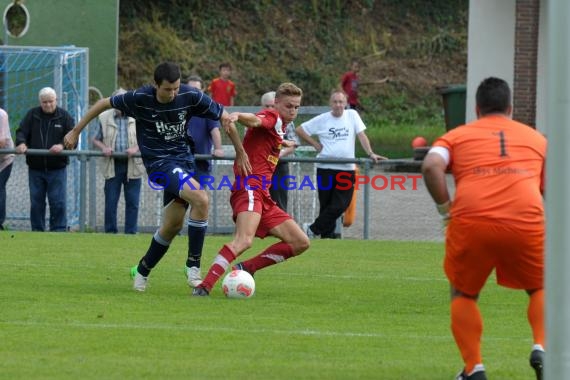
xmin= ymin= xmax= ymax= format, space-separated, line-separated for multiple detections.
xmin=229 ymin=112 xmax=262 ymax=129
xmin=224 ymin=120 xmax=252 ymax=176
xmin=64 ymin=98 xmax=112 ymax=149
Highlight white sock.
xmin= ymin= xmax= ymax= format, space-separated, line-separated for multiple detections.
xmin=532 ymin=344 xmax=545 ymax=352
xmin=468 ymin=364 xmax=485 ymax=375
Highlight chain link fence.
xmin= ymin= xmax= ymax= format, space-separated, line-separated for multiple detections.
xmin=1 ymin=147 xmax=449 ymax=241
xmin=2 ymin=150 xmax=343 ymax=235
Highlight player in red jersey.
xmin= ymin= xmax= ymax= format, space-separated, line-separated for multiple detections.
xmin=422 ymin=77 xmax=546 ymax=380
xmin=193 ymin=82 xmax=310 ymax=296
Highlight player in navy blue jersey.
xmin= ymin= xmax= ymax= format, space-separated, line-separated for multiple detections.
xmin=64 ymin=62 xmax=251 ymax=292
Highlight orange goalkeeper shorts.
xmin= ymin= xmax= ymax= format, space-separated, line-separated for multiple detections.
xmin=444 ymin=219 xmax=544 ymax=296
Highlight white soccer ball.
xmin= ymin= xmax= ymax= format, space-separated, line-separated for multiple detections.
xmin=222 ymin=269 xmax=255 ymax=299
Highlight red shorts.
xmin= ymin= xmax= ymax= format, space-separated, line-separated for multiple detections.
xmin=444 ymin=219 xmax=544 ymax=296
xmin=230 ymin=188 xmax=291 ymax=238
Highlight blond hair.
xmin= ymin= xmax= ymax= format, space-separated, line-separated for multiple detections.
xmin=276 ymin=82 xmax=303 ymax=99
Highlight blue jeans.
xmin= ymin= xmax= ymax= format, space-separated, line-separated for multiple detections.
xmin=0 ymin=163 xmax=12 ymax=228
xmin=28 ymin=168 xmax=67 ymax=232
xmin=104 ymin=160 xmax=141 ymax=234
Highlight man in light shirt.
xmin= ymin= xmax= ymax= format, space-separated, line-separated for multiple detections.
xmin=296 ymin=90 xmax=386 ymax=238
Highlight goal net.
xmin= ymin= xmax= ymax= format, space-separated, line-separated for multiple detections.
xmin=0 ymin=45 xmax=88 ymax=229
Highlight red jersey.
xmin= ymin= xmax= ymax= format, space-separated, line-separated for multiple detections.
xmin=341 ymin=71 xmax=359 ymax=106
xmin=433 ymin=115 xmax=546 ymax=226
xmin=208 ymin=77 xmax=236 ymax=106
xmin=233 ymin=109 xmax=283 ymax=191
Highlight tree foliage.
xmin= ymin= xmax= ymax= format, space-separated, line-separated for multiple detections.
xmin=118 ymin=0 xmax=468 ymax=120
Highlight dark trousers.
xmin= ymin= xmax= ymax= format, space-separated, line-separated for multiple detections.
xmin=269 ymin=161 xmax=290 ymax=211
xmin=104 ymin=160 xmax=141 ymax=234
xmin=28 ymin=167 xmax=67 ymax=232
xmin=0 ymin=163 xmax=12 ymax=227
xmin=310 ymin=168 xmax=355 ymax=238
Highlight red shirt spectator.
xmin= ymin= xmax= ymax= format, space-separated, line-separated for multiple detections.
xmin=208 ymin=63 xmax=236 ymax=106
xmin=340 ymin=59 xmax=360 ymax=109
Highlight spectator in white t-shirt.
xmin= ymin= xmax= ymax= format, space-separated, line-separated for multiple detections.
xmin=296 ymin=89 xmax=386 ymax=238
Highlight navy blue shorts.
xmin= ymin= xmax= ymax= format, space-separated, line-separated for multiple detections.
xmin=147 ymin=161 xmax=197 ymax=208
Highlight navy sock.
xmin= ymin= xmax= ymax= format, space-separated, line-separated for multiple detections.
xmin=137 ymin=231 xmax=170 ymax=276
xmin=186 ymin=218 xmax=207 ymax=268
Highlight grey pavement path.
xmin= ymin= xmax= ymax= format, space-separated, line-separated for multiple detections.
xmin=342 ymin=168 xmax=455 ymax=242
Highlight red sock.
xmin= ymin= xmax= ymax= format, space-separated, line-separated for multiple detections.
xmin=201 ymin=245 xmax=236 ymax=291
xmin=528 ymin=289 xmax=545 ymax=348
xmin=241 ymin=242 xmax=294 ymax=274
xmin=451 ymin=296 xmax=483 ymax=373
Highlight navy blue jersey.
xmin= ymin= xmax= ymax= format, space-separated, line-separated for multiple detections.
xmin=110 ymin=84 xmax=223 ymax=171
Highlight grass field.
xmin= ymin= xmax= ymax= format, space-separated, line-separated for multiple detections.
xmin=0 ymin=232 xmax=537 ymax=379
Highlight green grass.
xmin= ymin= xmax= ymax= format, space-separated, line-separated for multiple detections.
xmin=0 ymin=232 xmax=536 ymax=379
xmin=362 ymin=122 xmax=447 ymax=158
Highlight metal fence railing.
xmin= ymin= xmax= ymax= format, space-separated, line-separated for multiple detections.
xmin=0 ymin=148 xmax=423 ymax=239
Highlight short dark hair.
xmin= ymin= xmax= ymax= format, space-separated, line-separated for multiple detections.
xmin=219 ymin=62 xmax=232 ymax=71
xmin=475 ymin=77 xmax=511 ymax=116
xmin=154 ymin=62 xmax=181 ymax=85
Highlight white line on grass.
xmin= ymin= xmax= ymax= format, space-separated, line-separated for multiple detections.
xmin=0 ymin=320 xmax=527 ymax=342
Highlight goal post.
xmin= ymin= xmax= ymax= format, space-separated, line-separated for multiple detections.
xmin=0 ymin=45 xmax=89 ymax=229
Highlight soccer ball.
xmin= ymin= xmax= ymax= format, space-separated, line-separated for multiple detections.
xmin=222 ymin=270 xmax=255 ymax=299
xmin=411 ymin=136 xmax=428 ymax=148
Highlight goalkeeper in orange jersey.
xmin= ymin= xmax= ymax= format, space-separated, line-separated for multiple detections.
xmin=422 ymin=77 xmax=546 ymax=380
